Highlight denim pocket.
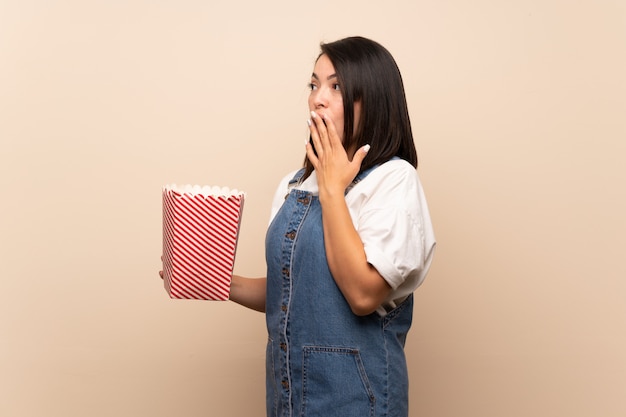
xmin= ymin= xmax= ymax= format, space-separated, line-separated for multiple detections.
xmin=301 ymin=346 xmax=375 ymax=417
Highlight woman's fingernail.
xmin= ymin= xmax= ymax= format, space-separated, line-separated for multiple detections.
xmin=363 ymin=144 xmax=371 ymax=153
xmin=311 ymin=111 xmax=317 ymax=118
xmin=307 ymin=119 xmax=311 ymax=127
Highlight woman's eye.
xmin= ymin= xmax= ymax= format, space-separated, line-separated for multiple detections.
xmin=308 ymin=83 xmax=318 ymax=91
xmin=333 ymin=83 xmax=341 ymax=91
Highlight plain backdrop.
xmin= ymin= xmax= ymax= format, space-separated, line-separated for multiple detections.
xmin=1 ymin=1 xmax=625 ymax=416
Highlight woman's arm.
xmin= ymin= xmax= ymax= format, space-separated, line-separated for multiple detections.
xmin=229 ymin=275 xmax=267 ymax=313
xmin=306 ymin=112 xmax=391 ymax=316
xmin=320 ymin=195 xmax=392 ymax=316
xmin=160 ymin=269 xmax=266 ymax=313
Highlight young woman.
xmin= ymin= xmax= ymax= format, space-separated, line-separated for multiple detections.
xmin=230 ymin=36 xmax=436 ymax=417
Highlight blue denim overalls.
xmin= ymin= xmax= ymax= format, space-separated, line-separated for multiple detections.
xmin=265 ymin=165 xmax=413 ymax=417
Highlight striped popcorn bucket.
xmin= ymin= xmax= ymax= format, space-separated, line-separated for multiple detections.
xmin=162 ymin=185 xmax=245 ymax=300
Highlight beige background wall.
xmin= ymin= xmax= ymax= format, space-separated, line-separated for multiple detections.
xmin=1 ymin=1 xmax=625 ymax=416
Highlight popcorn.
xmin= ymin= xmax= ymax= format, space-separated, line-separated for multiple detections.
xmin=162 ymin=184 xmax=245 ymax=300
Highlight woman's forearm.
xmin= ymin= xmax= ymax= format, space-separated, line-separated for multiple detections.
xmin=320 ymin=195 xmax=391 ymax=316
xmin=229 ymin=275 xmax=267 ymax=313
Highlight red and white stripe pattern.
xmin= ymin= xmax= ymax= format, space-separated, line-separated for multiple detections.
xmin=162 ymin=185 xmax=244 ymax=300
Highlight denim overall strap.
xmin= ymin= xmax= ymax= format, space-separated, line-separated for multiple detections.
xmin=265 ymin=160 xmax=412 ymax=417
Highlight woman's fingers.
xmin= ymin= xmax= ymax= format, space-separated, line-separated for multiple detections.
xmin=305 ymin=120 xmax=319 ymax=166
xmin=309 ymin=111 xmax=325 ymax=157
xmin=320 ymin=112 xmax=342 ymax=150
xmin=309 ymin=111 xmax=342 ymax=156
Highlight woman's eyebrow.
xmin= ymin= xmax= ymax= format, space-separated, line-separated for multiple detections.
xmin=311 ymin=72 xmax=338 ymax=80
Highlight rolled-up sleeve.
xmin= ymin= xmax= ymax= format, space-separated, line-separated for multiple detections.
xmin=361 ymin=207 xmax=424 ymax=290
xmin=351 ymin=160 xmax=434 ymax=295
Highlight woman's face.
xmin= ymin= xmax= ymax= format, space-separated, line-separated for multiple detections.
xmin=308 ymin=54 xmax=360 ymax=144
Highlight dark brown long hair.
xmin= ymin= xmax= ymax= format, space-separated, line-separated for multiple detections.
xmin=303 ymin=36 xmax=417 ymax=180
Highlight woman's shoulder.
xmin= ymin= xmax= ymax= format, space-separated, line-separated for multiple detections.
xmin=347 ymin=159 xmax=419 ymax=207
xmin=380 ymin=157 xmax=416 ymax=173
xmin=367 ymin=158 xmax=420 ymax=188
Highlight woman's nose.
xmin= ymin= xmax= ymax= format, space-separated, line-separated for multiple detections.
xmin=312 ymin=88 xmax=328 ymax=108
